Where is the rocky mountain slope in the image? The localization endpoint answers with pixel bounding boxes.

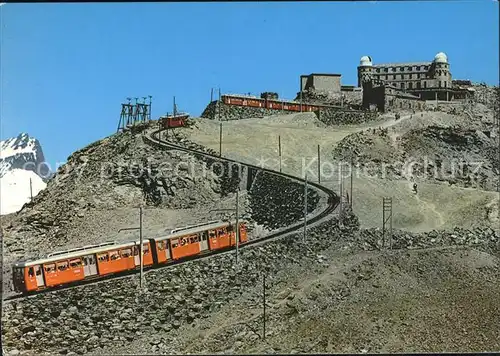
[332,125,498,191]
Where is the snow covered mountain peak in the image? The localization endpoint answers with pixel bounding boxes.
[0,133,48,178]
[1,132,39,160]
[0,133,48,215]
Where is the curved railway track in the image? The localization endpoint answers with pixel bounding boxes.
[4,127,340,302]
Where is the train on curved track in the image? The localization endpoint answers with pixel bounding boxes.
[13,220,249,293]
[11,126,339,297]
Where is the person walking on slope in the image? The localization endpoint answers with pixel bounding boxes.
[413,182,418,194]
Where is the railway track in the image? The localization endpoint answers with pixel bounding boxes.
[3,128,340,303]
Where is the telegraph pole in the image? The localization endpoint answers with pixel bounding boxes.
[278,135,282,173]
[350,155,354,208]
[29,177,33,201]
[211,88,214,103]
[219,122,223,157]
[263,273,266,340]
[339,170,343,225]
[235,188,240,264]
[117,206,145,290]
[139,206,144,289]
[303,174,308,242]
[218,88,221,121]
[317,145,321,184]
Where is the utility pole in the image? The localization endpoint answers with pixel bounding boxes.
[235,188,240,265]
[350,155,354,209]
[278,135,282,173]
[29,177,33,201]
[303,174,308,242]
[218,88,221,121]
[117,206,145,290]
[263,273,266,340]
[211,88,214,103]
[209,187,241,265]
[382,197,393,249]
[219,122,223,157]
[139,206,144,288]
[300,89,303,112]
[339,170,344,225]
[317,145,321,184]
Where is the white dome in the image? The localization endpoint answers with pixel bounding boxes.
[434,52,448,63]
[360,55,372,66]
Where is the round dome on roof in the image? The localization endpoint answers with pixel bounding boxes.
[434,52,448,63]
[360,55,372,66]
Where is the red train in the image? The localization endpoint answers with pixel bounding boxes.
[160,112,190,129]
[222,94,321,113]
[13,219,248,293]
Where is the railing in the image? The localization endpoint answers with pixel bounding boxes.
[170,220,222,234]
[47,241,118,257]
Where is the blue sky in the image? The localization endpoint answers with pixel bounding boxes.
[1,2,498,167]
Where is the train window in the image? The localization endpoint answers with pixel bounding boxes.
[121,248,132,258]
[227,225,234,232]
[28,267,35,277]
[110,251,120,261]
[45,264,56,273]
[70,259,82,268]
[35,267,42,276]
[57,261,69,271]
[157,241,165,251]
[171,239,179,248]
[218,229,226,236]
[180,238,188,246]
[209,231,216,239]
[98,253,110,262]
[144,245,150,254]
[133,246,139,256]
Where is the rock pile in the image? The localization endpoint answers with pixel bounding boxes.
[249,171,320,230]
[318,108,378,125]
[332,125,499,191]
[355,226,499,251]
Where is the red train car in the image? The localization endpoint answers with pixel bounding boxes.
[13,240,153,293]
[152,220,248,263]
[160,113,189,129]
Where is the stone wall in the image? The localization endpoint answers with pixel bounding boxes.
[317,108,378,125]
[363,82,426,112]
[201,101,293,121]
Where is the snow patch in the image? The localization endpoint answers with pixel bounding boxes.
[0,169,46,215]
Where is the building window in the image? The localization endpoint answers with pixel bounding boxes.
[409,82,413,89]
[408,67,412,71]
[444,81,447,88]
[424,81,427,88]
[401,83,405,89]
[417,82,421,89]
[384,68,388,73]
[391,67,396,72]
[400,67,404,72]
[416,66,420,71]
[439,81,441,88]
[376,68,380,73]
